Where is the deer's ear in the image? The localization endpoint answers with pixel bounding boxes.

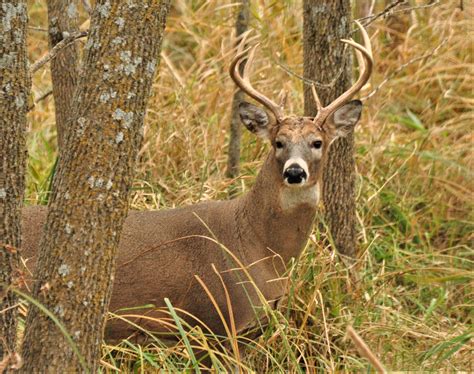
[327,100,363,140]
[239,102,270,139]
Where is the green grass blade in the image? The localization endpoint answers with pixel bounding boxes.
[164,297,201,373]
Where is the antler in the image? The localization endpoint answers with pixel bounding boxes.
[230,45,284,122]
[312,20,373,127]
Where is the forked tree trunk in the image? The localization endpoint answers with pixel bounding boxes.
[46,0,80,153]
[20,1,171,371]
[0,1,30,364]
[226,0,249,179]
[303,0,357,259]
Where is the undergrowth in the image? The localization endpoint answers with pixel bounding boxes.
[23,0,472,372]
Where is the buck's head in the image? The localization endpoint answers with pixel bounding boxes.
[237,100,363,187]
[230,21,372,189]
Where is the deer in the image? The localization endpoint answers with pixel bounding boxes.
[21,21,372,344]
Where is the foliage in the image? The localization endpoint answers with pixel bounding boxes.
[23,0,472,371]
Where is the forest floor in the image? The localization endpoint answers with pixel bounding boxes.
[23,1,472,372]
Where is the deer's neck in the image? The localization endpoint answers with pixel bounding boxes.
[237,152,318,266]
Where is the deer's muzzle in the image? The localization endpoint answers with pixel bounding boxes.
[283,159,308,186]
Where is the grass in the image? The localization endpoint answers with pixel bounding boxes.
[23,0,473,372]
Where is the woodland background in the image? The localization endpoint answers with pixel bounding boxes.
[16,0,473,371]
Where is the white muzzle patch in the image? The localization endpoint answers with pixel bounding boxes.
[283,157,309,186]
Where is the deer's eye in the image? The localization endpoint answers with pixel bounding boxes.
[275,141,284,149]
[312,140,323,149]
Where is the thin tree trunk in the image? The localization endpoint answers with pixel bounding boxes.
[20,1,171,371]
[0,0,30,364]
[46,0,80,153]
[226,0,249,179]
[384,0,411,48]
[355,0,374,20]
[303,0,357,259]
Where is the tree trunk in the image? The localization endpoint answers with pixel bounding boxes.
[226,0,249,179]
[384,0,411,48]
[355,0,373,20]
[46,0,80,153]
[20,1,171,372]
[303,0,357,259]
[0,1,30,365]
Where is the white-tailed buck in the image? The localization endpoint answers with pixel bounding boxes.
[21,22,372,343]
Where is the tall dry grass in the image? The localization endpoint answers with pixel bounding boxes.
[23,0,472,371]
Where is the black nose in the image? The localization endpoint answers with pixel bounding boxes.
[283,164,307,184]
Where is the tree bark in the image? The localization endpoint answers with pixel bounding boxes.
[355,0,373,20]
[46,0,80,154]
[226,0,249,179]
[0,1,30,364]
[384,0,411,48]
[303,0,357,258]
[20,1,171,372]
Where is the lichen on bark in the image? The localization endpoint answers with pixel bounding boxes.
[0,0,30,363]
[46,0,80,153]
[20,1,171,372]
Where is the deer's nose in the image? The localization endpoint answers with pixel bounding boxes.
[283,164,307,185]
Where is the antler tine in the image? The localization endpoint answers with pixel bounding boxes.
[235,29,258,56]
[311,83,323,118]
[277,89,288,108]
[229,44,283,122]
[358,19,372,57]
[314,20,373,126]
[242,44,257,81]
